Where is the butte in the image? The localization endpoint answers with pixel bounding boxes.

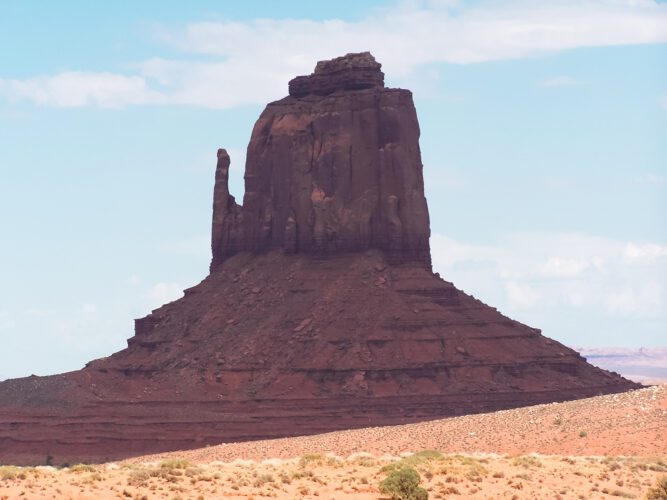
[0,52,638,465]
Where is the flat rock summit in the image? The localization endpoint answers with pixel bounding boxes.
[0,52,638,465]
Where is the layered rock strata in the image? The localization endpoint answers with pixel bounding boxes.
[0,53,638,465]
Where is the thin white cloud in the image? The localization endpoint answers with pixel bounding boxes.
[540,76,578,87]
[0,71,165,109]
[622,242,667,263]
[505,280,540,307]
[160,1,667,67]
[80,304,98,314]
[605,281,663,317]
[430,233,499,268]
[430,232,667,319]
[2,0,666,109]
[541,257,589,277]
[146,282,183,308]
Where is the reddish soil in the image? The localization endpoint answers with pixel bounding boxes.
[1,385,664,499]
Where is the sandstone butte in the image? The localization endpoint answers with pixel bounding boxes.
[0,52,638,466]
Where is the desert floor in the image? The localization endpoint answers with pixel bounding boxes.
[1,384,665,500]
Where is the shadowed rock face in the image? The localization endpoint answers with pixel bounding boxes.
[211,52,430,269]
[0,53,639,466]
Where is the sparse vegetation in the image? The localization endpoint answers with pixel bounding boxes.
[0,466,27,481]
[382,450,443,474]
[299,454,323,467]
[609,489,636,498]
[513,455,544,469]
[1,424,665,500]
[292,469,314,479]
[252,473,274,487]
[159,458,191,470]
[127,468,150,487]
[68,463,96,473]
[404,450,443,466]
[380,467,429,500]
[184,466,205,477]
[646,476,667,499]
[348,452,378,467]
[326,455,343,467]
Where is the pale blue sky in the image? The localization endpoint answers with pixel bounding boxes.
[1,0,666,380]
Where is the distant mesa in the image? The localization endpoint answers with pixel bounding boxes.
[0,52,639,465]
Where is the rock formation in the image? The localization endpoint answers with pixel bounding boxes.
[211,51,430,269]
[0,53,638,466]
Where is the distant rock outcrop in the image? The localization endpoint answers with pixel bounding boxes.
[0,53,639,466]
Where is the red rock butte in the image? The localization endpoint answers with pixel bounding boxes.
[0,52,638,465]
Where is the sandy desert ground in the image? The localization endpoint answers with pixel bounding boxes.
[1,384,665,499]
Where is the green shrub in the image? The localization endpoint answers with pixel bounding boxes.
[379,467,428,500]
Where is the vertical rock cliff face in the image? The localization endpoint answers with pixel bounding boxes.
[0,53,639,466]
[211,52,430,269]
